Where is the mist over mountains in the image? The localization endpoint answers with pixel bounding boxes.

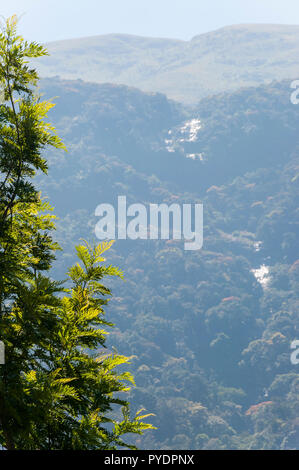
[36,24,299,104]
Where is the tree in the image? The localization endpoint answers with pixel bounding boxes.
[0,16,154,450]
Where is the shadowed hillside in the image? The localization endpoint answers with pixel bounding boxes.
[36,77,299,449]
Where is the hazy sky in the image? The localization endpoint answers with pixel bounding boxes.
[2,0,299,43]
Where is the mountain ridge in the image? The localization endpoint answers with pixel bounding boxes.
[45,23,299,47]
[35,24,299,104]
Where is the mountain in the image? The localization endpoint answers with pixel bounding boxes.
[37,77,299,449]
[36,24,299,104]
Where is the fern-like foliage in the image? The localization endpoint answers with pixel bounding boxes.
[0,17,154,450]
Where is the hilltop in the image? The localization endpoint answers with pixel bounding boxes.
[36,24,299,103]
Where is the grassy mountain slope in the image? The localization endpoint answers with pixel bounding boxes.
[36,24,299,104]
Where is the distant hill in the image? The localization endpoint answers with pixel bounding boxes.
[36,24,299,104]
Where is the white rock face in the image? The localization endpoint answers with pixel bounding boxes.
[252,265,271,288]
[165,119,203,155]
[179,119,202,143]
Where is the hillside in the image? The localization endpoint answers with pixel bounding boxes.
[36,24,299,104]
[36,77,299,449]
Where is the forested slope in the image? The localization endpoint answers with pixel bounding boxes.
[37,78,299,449]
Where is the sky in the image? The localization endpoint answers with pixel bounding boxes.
[1,0,299,43]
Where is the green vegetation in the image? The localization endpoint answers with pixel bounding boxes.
[0,16,153,450]
[36,76,299,449]
[0,14,298,451]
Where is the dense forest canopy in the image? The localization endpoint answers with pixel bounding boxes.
[35,77,299,449]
